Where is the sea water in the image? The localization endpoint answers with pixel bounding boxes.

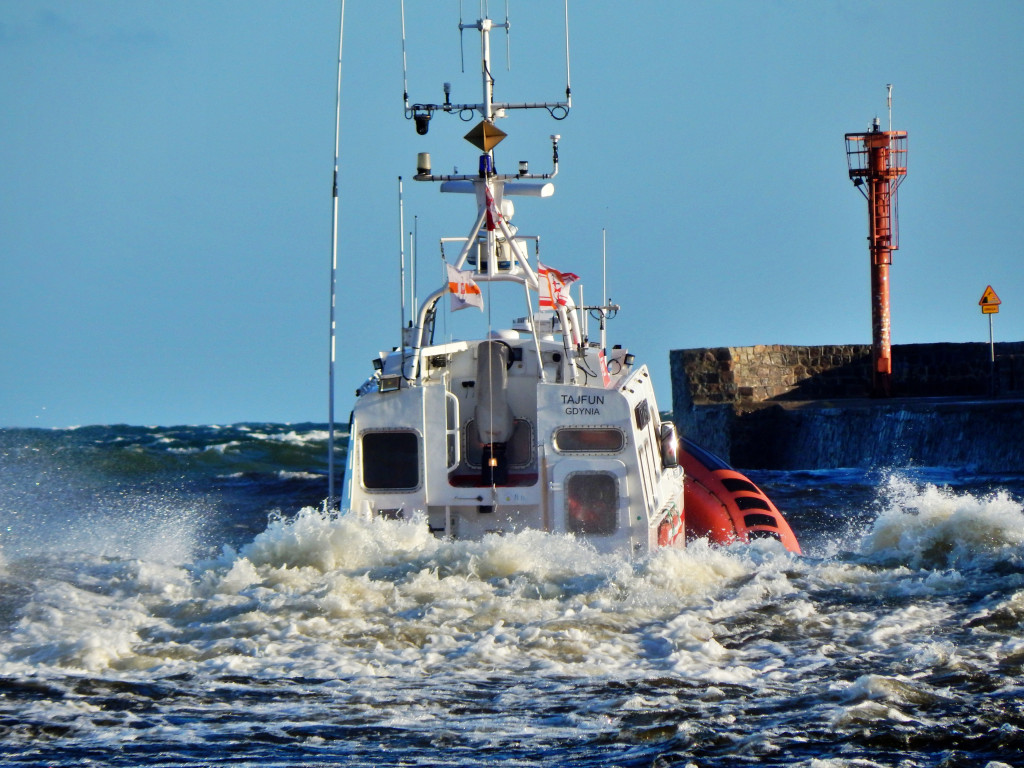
[1,424,1023,767]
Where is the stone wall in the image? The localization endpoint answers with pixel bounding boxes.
[672,345,873,407]
[672,342,1024,411]
[669,341,1024,469]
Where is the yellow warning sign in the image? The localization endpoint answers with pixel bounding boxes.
[979,285,1001,314]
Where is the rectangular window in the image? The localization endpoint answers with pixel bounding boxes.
[566,472,618,536]
[361,431,419,490]
[634,400,650,431]
[554,428,624,453]
[465,419,534,468]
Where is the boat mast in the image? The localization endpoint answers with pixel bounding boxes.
[401,1,574,380]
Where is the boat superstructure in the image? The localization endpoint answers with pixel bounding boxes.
[342,5,686,556]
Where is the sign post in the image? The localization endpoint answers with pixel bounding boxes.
[979,285,1002,394]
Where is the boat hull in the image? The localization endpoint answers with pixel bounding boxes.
[680,438,801,553]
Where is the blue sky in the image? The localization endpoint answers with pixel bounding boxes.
[3,1,1022,428]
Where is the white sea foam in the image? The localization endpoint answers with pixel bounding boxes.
[859,476,1024,570]
[3,575,153,672]
[240,507,441,572]
[0,486,1019,727]
[275,471,322,480]
[1,510,797,682]
[842,673,948,707]
[246,428,336,446]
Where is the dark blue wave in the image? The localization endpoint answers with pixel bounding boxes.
[1,424,344,555]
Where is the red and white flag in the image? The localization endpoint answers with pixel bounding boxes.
[537,262,579,308]
[484,187,503,232]
[599,350,612,388]
[446,263,484,312]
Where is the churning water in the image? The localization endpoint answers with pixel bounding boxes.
[1,425,1023,767]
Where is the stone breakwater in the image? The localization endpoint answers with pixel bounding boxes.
[670,342,1024,470]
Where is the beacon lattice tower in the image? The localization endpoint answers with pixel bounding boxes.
[846,109,908,398]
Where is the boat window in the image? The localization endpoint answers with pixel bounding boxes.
[554,428,624,453]
[565,472,618,536]
[361,431,419,490]
[634,400,650,431]
[465,419,534,468]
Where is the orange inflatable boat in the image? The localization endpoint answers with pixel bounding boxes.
[680,438,801,554]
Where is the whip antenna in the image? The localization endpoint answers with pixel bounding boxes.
[399,177,407,378]
[459,1,465,72]
[412,215,418,312]
[601,228,608,352]
[326,0,346,510]
[602,228,607,305]
[563,0,572,106]
[887,83,893,133]
[400,0,410,110]
[505,0,511,70]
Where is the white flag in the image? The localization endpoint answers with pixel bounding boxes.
[446,263,484,312]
